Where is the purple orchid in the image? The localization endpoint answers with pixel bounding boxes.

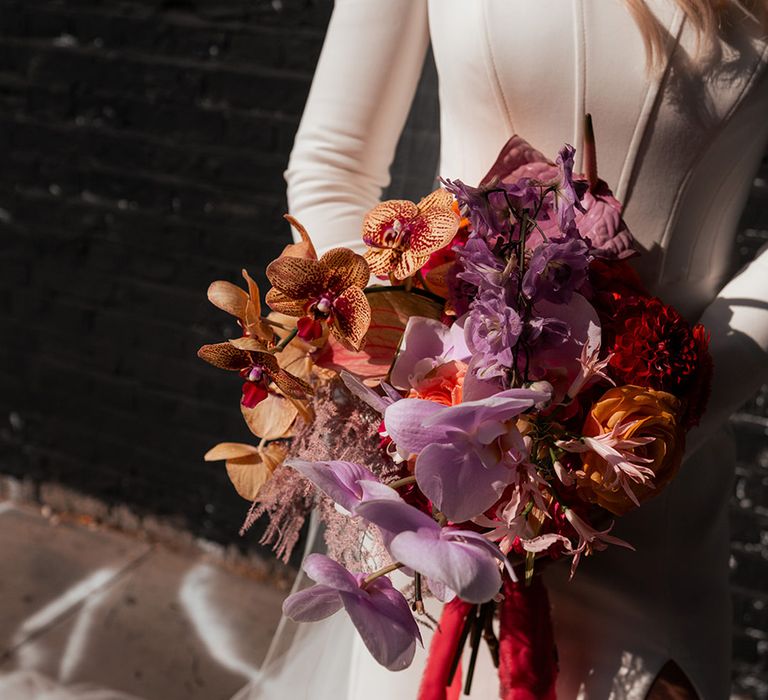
[355,499,514,602]
[522,236,591,304]
[390,316,470,391]
[287,459,398,512]
[383,386,551,522]
[283,553,421,670]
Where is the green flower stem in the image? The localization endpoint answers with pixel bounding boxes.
[387,475,417,490]
[275,327,298,351]
[361,562,405,588]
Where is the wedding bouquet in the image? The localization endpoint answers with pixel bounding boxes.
[198,119,712,698]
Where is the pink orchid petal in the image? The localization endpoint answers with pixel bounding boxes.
[415,443,513,522]
[389,531,502,604]
[340,370,393,415]
[390,317,453,390]
[442,529,517,582]
[357,480,401,503]
[364,576,423,646]
[282,584,343,622]
[302,553,360,594]
[287,460,382,512]
[355,498,439,538]
[340,583,419,671]
[424,387,549,436]
[384,398,449,455]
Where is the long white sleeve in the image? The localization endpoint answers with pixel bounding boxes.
[687,242,768,453]
[284,0,430,254]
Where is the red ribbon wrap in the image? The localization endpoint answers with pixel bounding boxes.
[419,577,558,699]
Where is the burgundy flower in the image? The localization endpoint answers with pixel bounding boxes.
[607,296,712,425]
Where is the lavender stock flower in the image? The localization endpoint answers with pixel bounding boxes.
[552,144,585,235]
[456,236,505,287]
[283,553,421,670]
[522,237,591,304]
[464,293,523,379]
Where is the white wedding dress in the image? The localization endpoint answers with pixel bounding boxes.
[239,1,768,698]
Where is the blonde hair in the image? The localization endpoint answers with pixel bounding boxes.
[625,0,768,66]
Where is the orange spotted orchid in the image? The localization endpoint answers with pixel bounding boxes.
[207,269,276,346]
[362,188,460,281]
[197,338,312,408]
[265,222,371,350]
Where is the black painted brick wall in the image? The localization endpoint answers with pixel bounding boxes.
[0,0,438,540]
[0,0,765,695]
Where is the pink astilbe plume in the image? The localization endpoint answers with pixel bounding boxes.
[241,375,402,563]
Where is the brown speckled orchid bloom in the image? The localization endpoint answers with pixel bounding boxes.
[197,338,312,408]
[207,269,275,346]
[362,188,460,281]
[265,247,371,350]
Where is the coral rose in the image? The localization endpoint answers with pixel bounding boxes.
[408,361,466,406]
[577,385,686,516]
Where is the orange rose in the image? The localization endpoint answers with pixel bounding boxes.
[408,361,466,406]
[576,385,685,516]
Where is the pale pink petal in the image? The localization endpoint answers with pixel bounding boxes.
[355,498,439,538]
[282,585,343,622]
[389,531,502,604]
[302,553,360,594]
[287,460,382,512]
[340,597,417,671]
[425,387,550,437]
[384,399,449,455]
[415,443,513,522]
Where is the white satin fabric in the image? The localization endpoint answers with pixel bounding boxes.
[244,1,768,698]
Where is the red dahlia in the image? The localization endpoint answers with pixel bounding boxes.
[608,296,712,428]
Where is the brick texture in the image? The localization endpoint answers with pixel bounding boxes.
[0,0,438,541]
[0,0,765,695]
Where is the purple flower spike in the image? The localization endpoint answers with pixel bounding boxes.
[356,499,510,603]
[283,554,421,670]
[287,460,398,512]
[552,144,585,235]
[464,293,523,378]
[522,237,591,304]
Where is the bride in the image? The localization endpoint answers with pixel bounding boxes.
[3,2,764,700]
[240,1,768,699]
